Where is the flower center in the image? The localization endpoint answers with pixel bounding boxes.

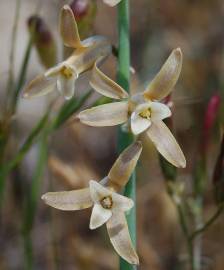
[100,196,113,209]
[139,108,151,120]
[60,66,74,79]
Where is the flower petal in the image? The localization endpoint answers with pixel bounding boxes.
[60,5,85,48]
[89,180,111,203]
[57,74,77,100]
[147,121,186,168]
[90,203,112,230]
[131,111,151,135]
[66,36,112,75]
[22,75,56,99]
[90,58,129,99]
[41,188,93,211]
[143,48,183,101]
[112,193,134,212]
[150,102,171,122]
[103,0,122,7]
[107,141,142,191]
[106,212,139,265]
[78,101,128,127]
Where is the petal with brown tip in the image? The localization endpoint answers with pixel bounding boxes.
[143,48,182,101]
[107,141,142,191]
[41,188,92,211]
[147,121,186,168]
[60,5,85,48]
[90,58,129,100]
[106,212,139,265]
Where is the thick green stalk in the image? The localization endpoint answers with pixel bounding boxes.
[117,1,136,270]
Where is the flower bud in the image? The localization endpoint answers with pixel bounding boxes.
[27,16,57,68]
[70,0,89,20]
[201,94,221,153]
[69,0,96,39]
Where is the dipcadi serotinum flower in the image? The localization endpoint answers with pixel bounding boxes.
[22,5,111,100]
[103,0,122,6]
[42,142,142,265]
[78,48,186,168]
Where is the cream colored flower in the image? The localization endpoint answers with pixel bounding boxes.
[42,142,142,265]
[23,5,111,100]
[103,0,122,6]
[79,48,186,168]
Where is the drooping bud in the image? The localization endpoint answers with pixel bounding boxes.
[27,16,57,68]
[201,93,221,154]
[70,0,89,20]
[213,133,224,204]
[69,0,97,39]
[193,94,221,196]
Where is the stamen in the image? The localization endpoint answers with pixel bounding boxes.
[60,66,74,79]
[139,108,151,119]
[100,196,113,209]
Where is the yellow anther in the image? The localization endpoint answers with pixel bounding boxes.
[139,108,151,119]
[60,66,74,79]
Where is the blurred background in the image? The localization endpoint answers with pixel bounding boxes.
[0,0,224,269]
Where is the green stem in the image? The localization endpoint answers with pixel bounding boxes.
[193,198,203,270]
[0,113,49,206]
[11,36,33,113]
[176,203,194,270]
[190,203,224,241]
[22,132,48,269]
[0,91,92,200]
[6,0,21,99]
[117,1,136,270]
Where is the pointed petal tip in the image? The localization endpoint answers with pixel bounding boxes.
[143,48,183,101]
[179,158,186,168]
[62,4,71,11]
[89,223,97,230]
[123,246,139,265]
[173,47,182,59]
[41,194,46,201]
[131,255,140,265]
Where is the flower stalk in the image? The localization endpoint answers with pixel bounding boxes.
[117,1,136,269]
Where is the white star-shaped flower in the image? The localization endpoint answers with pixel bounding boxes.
[23,5,111,100]
[78,48,186,168]
[42,142,142,265]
